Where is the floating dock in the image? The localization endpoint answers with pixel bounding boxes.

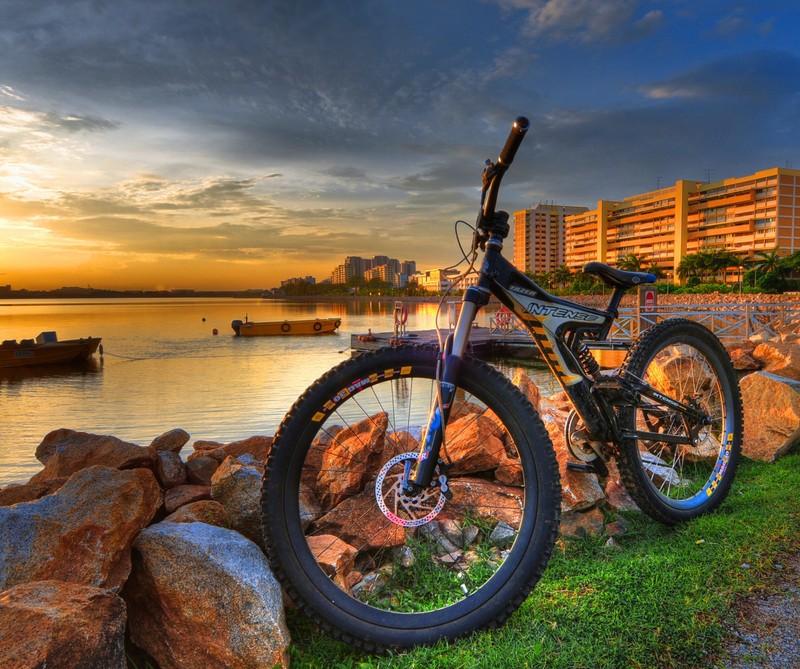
[350,327,539,356]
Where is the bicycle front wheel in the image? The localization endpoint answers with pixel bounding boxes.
[616,318,742,524]
[262,346,561,650]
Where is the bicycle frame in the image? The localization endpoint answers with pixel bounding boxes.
[407,118,708,493]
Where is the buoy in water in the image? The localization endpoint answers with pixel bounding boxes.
[212,328,218,335]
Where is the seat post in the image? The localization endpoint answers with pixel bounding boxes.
[606,287,626,318]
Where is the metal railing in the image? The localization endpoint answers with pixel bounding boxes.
[616,302,800,340]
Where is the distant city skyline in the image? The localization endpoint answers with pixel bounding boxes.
[2,2,800,290]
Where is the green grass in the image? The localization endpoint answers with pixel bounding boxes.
[284,453,800,669]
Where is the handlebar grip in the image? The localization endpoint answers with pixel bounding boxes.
[497,116,530,167]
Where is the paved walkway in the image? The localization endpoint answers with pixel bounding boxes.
[719,550,799,668]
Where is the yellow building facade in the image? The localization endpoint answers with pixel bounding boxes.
[513,204,588,275]
[564,167,800,283]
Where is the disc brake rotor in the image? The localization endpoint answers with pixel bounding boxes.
[375,452,447,527]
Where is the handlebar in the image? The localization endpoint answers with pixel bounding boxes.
[480,116,530,223]
[498,116,530,167]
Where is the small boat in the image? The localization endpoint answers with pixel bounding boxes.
[0,332,102,368]
[231,316,341,336]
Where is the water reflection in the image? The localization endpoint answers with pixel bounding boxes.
[0,298,552,485]
[0,358,103,383]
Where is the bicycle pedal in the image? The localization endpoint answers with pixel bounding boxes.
[566,461,597,474]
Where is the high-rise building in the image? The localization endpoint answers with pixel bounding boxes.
[400,260,417,276]
[330,256,371,284]
[564,167,800,283]
[330,255,416,286]
[513,204,589,275]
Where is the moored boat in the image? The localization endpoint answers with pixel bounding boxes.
[231,317,341,336]
[0,332,102,368]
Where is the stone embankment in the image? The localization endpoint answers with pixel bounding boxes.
[1,318,799,667]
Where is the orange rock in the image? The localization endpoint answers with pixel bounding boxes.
[163,500,230,528]
[729,347,762,371]
[164,484,211,514]
[125,522,290,668]
[155,450,187,489]
[184,456,219,485]
[741,371,800,462]
[602,460,639,512]
[752,341,800,381]
[0,478,67,507]
[31,429,154,484]
[0,580,126,668]
[316,412,388,508]
[445,414,519,480]
[560,507,605,537]
[511,368,542,412]
[0,466,161,592]
[148,428,190,454]
[190,435,273,464]
[443,477,525,529]
[210,457,265,547]
[316,487,406,552]
[307,534,357,577]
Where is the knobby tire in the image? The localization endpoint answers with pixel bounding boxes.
[616,318,743,524]
[261,346,561,650]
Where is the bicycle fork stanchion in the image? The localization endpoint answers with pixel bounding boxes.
[406,297,479,494]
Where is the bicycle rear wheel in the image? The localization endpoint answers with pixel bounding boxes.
[616,319,742,524]
[262,346,560,650]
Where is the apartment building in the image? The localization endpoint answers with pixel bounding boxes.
[564,167,800,283]
[513,204,589,274]
[330,255,417,287]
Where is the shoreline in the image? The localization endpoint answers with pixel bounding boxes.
[2,290,797,309]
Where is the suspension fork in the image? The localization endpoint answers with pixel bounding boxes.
[405,289,484,494]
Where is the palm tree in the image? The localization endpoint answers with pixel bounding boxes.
[753,247,783,275]
[707,249,740,282]
[551,264,573,289]
[676,254,700,281]
[617,253,648,272]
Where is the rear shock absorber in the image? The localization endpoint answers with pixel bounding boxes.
[576,342,601,380]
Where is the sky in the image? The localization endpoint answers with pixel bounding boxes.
[1,1,800,291]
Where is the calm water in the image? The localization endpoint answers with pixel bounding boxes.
[0,298,557,486]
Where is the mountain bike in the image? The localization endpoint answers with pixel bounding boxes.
[261,117,743,650]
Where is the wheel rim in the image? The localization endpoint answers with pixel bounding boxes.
[290,370,531,616]
[633,340,733,509]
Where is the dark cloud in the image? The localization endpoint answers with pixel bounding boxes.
[639,50,800,104]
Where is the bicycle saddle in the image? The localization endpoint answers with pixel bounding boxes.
[583,261,656,289]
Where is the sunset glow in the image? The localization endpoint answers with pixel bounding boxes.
[1,2,799,290]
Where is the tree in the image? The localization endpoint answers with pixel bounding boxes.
[747,247,787,291]
[707,249,740,282]
[646,264,666,280]
[676,249,742,283]
[617,253,647,272]
[551,264,573,289]
[753,247,783,275]
[676,254,699,281]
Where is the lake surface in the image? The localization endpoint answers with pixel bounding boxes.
[0,297,558,486]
